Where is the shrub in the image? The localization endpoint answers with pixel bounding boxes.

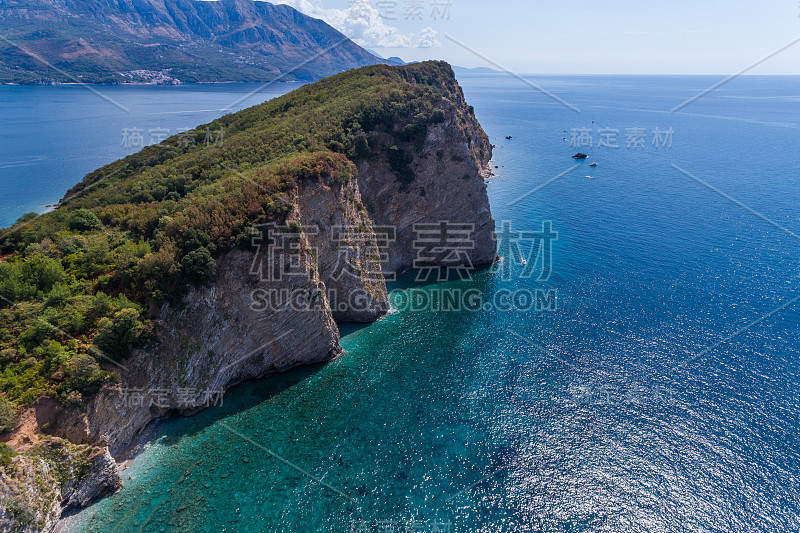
[347,133,369,161]
[68,209,102,232]
[0,395,18,433]
[15,212,39,224]
[18,321,58,351]
[139,240,179,288]
[93,308,142,361]
[386,145,414,185]
[0,442,16,469]
[179,228,211,254]
[180,247,216,283]
[62,354,105,395]
[20,254,65,294]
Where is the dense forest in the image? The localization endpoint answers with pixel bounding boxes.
[0,61,483,431]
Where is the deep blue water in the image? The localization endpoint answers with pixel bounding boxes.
[6,75,800,532]
[0,82,299,228]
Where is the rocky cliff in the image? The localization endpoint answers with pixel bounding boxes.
[0,61,494,532]
[0,439,120,532]
[43,77,494,455]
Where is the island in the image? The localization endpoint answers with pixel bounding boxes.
[0,61,495,532]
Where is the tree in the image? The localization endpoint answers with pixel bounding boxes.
[179,228,211,254]
[93,308,142,360]
[15,212,39,224]
[181,246,216,283]
[68,209,102,232]
[63,354,105,395]
[0,395,18,433]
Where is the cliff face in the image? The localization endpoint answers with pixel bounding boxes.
[80,249,343,449]
[0,440,120,533]
[356,102,495,274]
[42,98,494,456]
[0,62,494,532]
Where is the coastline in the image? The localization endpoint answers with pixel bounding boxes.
[53,427,163,533]
[0,80,306,87]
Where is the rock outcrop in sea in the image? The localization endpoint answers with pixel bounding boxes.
[0,62,495,531]
[51,68,494,454]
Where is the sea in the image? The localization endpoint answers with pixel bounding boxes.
[2,74,799,532]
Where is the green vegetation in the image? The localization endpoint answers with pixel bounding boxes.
[0,394,18,432]
[68,209,103,232]
[0,442,16,469]
[0,61,477,417]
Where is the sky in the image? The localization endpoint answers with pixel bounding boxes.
[276,0,800,75]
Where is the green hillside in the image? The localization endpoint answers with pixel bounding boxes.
[0,61,483,424]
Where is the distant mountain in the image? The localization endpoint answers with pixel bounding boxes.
[363,50,403,66]
[0,0,383,83]
[453,65,501,75]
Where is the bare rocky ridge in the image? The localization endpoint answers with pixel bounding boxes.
[294,162,389,323]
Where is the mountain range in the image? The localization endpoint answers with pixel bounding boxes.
[0,0,383,83]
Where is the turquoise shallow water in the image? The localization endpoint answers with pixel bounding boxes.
[8,75,800,532]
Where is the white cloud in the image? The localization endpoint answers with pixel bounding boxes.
[416,26,439,48]
[276,0,438,49]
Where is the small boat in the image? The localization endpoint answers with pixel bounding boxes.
[572,153,588,159]
[585,175,594,179]
[589,162,597,167]
[505,136,513,139]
